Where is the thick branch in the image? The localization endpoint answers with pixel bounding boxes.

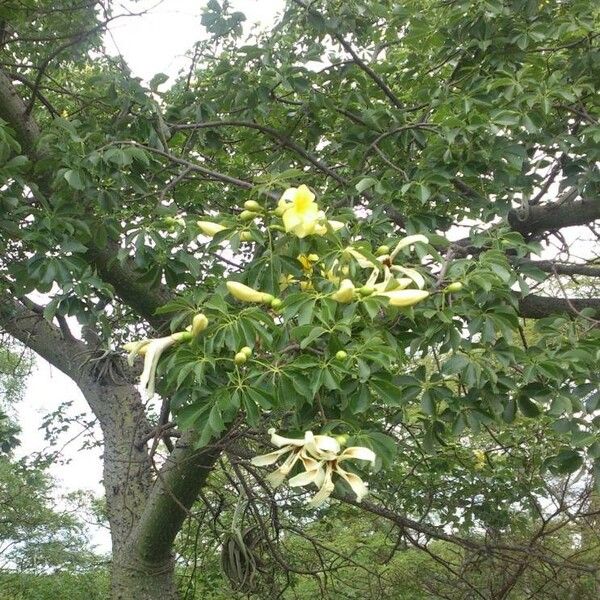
[0,69,41,156]
[127,429,223,563]
[0,295,87,380]
[519,260,600,278]
[518,294,600,319]
[85,241,174,329]
[508,194,600,236]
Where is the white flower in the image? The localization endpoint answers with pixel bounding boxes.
[251,429,376,507]
[124,331,190,397]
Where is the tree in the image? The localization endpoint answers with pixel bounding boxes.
[0,0,599,598]
[0,341,101,596]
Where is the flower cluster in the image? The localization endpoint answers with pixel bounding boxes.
[251,429,376,507]
[327,234,431,308]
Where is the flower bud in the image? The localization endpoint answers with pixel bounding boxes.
[445,282,463,293]
[240,231,253,242]
[375,245,390,256]
[240,346,253,358]
[335,350,348,361]
[358,286,374,296]
[240,210,259,222]
[244,200,263,212]
[270,298,283,310]
[227,281,274,304]
[378,289,429,307]
[234,352,247,365]
[197,221,227,237]
[191,313,209,337]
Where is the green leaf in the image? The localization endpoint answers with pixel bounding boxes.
[63,169,85,190]
[517,395,541,418]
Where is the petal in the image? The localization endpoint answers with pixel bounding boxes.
[140,336,177,397]
[313,435,341,454]
[392,266,426,290]
[293,220,317,238]
[294,184,315,206]
[390,234,428,259]
[279,448,302,475]
[280,187,298,202]
[282,208,303,233]
[348,248,375,268]
[299,449,321,472]
[335,465,369,502]
[307,463,335,507]
[123,340,150,366]
[338,447,376,464]
[313,223,328,236]
[266,468,287,489]
[269,430,305,448]
[304,431,340,460]
[288,467,323,488]
[250,447,291,467]
[390,277,413,290]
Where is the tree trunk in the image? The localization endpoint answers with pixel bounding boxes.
[111,556,178,600]
[78,382,181,600]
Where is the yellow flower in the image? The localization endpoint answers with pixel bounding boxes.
[197,220,228,237]
[279,185,321,238]
[297,253,319,272]
[226,281,274,304]
[330,279,356,303]
[279,273,297,291]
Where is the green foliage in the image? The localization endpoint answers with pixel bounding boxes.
[1,0,600,596]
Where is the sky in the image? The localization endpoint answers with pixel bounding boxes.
[17,0,284,554]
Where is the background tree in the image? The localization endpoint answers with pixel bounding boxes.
[0,1,599,598]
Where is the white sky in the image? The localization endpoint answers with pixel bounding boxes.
[17,0,284,554]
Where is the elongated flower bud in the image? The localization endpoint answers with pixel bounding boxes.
[378,289,429,307]
[197,221,227,237]
[226,281,274,304]
[331,279,356,303]
[191,313,209,337]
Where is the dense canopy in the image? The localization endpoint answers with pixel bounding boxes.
[0,1,599,598]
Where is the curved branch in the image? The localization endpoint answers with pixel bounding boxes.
[127,429,224,563]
